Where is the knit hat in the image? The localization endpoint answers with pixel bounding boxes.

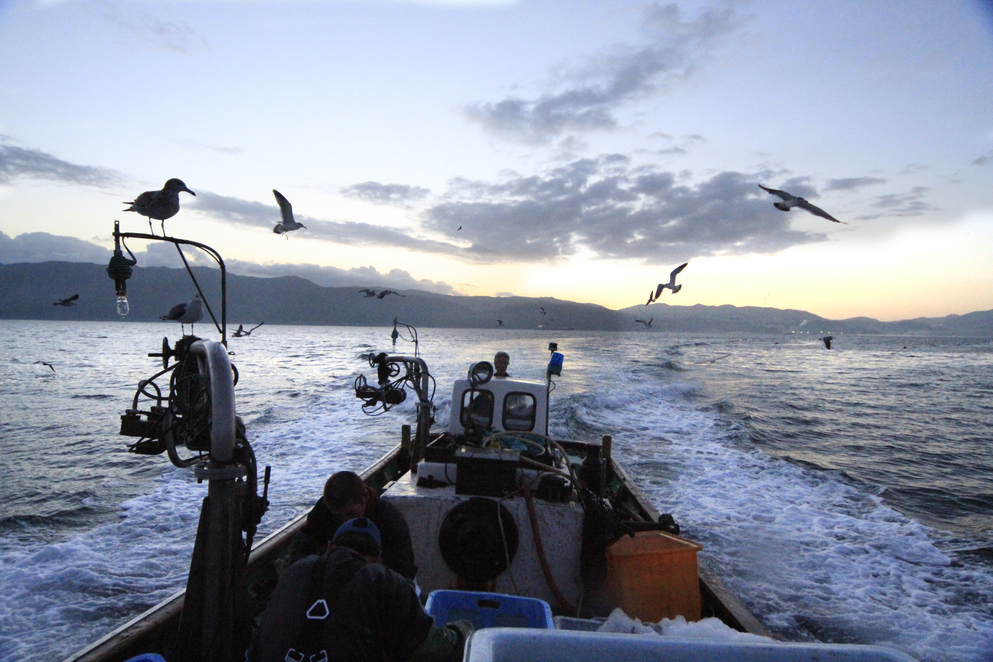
[332,517,381,548]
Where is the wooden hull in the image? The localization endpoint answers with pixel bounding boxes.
[63,441,767,662]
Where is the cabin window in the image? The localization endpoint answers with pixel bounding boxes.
[503,392,536,431]
[460,390,494,430]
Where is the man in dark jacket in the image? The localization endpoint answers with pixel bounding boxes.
[289,471,417,580]
[247,518,470,662]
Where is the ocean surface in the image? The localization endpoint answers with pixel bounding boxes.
[1,320,991,662]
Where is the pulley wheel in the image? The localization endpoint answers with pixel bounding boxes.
[439,497,519,583]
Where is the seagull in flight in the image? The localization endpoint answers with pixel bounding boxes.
[377,290,404,299]
[233,322,264,337]
[358,289,377,298]
[821,335,834,350]
[124,179,196,235]
[759,184,846,224]
[160,294,204,335]
[34,361,56,373]
[272,189,306,237]
[635,317,653,328]
[653,262,689,297]
[53,294,79,307]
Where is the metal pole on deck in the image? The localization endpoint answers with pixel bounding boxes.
[175,341,248,662]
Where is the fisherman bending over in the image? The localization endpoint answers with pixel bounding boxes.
[289,471,417,580]
[247,518,472,662]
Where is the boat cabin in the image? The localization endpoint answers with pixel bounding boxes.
[447,376,549,437]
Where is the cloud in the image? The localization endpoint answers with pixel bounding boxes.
[424,156,829,264]
[339,181,431,207]
[0,140,124,188]
[824,177,887,191]
[973,151,993,166]
[0,231,112,264]
[858,186,936,219]
[222,260,457,294]
[464,2,744,144]
[190,190,467,257]
[170,137,243,155]
[92,3,208,54]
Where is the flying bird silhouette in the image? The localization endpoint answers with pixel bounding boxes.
[457,225,462,231]
[160,294,204,335]
[124,178,196,235]
[377,290,404,299]
[821,335,834,350]
[53,294,79,307]
[34,361,56,373]
[272,189,306,237]
[653,262,689,297]
[759,184,845,224]
[358,289,377,298]
[635,317,653,328]
[233,322,264,337]
[496,320,504,327]
[539,307,546,315]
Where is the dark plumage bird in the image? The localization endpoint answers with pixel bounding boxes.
[358,289,377,298]
[272,189,306,237]
[160,294,204,335]
[821,335,834,350]
[496,320,504,327]
[377,290,404,299]
[233,322,264,337]
[34,361,56,373]
[653,262,689,297]
[457,225,462,231]
[636,317,653,328]
[124,178,196,235]
[759,184,845,224]
[53,294,79,307]
[539,307,546,315]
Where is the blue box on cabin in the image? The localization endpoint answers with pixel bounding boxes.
[425,590,554,630]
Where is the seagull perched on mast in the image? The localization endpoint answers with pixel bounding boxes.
[272,189,306,237]
[759,184,845,224]
[124,179,196,235]
[160,294,203,335]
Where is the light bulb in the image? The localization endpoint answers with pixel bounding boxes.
[116,294,130,318]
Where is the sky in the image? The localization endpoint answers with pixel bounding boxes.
[1,0,992,322]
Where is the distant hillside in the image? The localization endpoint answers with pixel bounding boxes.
[1,261,991,336]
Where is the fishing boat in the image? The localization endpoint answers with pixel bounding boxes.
[64,226,915,662]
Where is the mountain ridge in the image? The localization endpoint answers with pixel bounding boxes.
[1,261,990,336]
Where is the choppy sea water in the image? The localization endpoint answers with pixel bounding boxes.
[0,320,991,662]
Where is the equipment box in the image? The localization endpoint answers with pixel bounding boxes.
[605,531,703,622]
[464,629,919,662]
[454,446,519,497]
[425,590,553,630]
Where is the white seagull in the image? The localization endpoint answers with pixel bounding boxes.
[160,294,204,335]
[759,184,846,224]
[272,189,306,237]
[654,262,689,297]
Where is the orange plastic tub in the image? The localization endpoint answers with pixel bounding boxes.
[604,531,703,623]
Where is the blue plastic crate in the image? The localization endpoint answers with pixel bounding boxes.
[425,590,554,630]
